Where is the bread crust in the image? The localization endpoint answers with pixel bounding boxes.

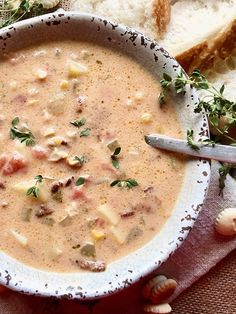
[153,0,171,35]
[176,19,236,74]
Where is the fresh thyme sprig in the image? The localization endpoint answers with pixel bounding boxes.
[159,69,236,194]
[111,146,121,169]
[187,129,216,151]
[110,178,138,189]
[70,118,86,128]
[10,117,36,146]
[0,0,45,29]
[160,69,236,145]
[26,175,43,198]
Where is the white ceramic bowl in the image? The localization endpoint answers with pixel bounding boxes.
[0,11,210,299]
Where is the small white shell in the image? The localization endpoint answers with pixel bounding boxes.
[41,0,60,9]
[143,303,172,314]
[142,275,167,299]
[215,208,236,236]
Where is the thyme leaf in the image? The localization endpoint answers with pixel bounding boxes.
[159,69,236,194]
[80,128,91,137]
[10,117,35,146]
[76,177,85,186]
[0,0,45,29]
[26,175,43,198]
[70,118,86,128]
[111,146,121,169]
[110,178,138,189]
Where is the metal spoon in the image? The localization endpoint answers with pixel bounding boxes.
[145,134,236,163]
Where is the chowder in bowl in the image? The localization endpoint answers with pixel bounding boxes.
[0,12,210,298]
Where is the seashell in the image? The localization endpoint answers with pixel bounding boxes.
[41,0,60,10]
[150,278,178,304]
[142,275,167,299]
[143,303,172,313]
[215,208,236,236]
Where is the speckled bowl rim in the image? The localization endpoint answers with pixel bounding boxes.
[0,11,210,299]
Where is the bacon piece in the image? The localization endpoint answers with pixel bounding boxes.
[0,154,7,169]
[13,94,27,104]
[76,259,106,272]
[2,153,26,175]
[72,186,90,201]
[31,145,49,159]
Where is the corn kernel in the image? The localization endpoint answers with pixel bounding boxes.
[36,69,47,80]
[141,113,152,123]
[68,60,89,78]
[91,229,105,241]
[60,79,69,90]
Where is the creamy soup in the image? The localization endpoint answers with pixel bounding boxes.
[0,41,185,272]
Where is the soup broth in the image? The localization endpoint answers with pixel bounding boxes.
[0,41,185,272]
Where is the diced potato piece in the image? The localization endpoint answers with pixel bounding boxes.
[66,130,77,139]
[66,156,82,167]
[68,60,89,78]
[14,141,31,158]
[110,226,126,244]
[97,204,119,225]
[42,109,52,121]
[91,229,105,241]
[107,139,120,152]
[43,127,56,137]
[134,91,144,101]
[47,93,66,115]
[36,69,47,80]
[126,99,133,106]
[9,80,18,91]
[140,113,152,124]
[28,87,39,96]
[59,215,72,227]
[48,148,68,162]
[48,246,63,260]
[80,50,90,60]
[10,229,28,247]
[47,136,67,147]
[13,180,49,202]
[60,79,69,90]
[28,99,39,106]
[65,202,78,217]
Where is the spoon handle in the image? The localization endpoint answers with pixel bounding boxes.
[145,134,236,164]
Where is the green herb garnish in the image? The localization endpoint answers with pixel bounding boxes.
[110,178,138,189]
[187,129,200,151]
[159,69,236,193]
[0,0,45,29]
[70,118,86,128]
[111,146,121,169]
[80,128,91,137]
[10,117,35,146]
[26,175,43,198]
[160,70,236,145]
[76,177,85,186]
[219,163,236,196]
[74,155,87,166]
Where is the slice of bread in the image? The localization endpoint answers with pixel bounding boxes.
[72,0,236,74]
[71,0,171,39]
